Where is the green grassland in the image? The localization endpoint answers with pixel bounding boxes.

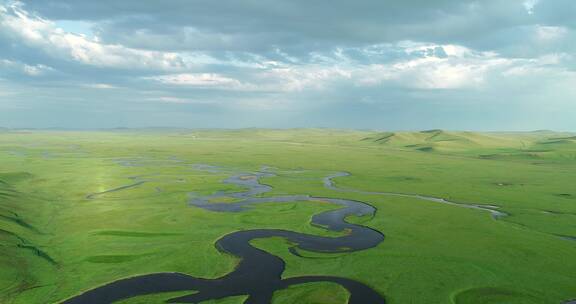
[0,129,575,304]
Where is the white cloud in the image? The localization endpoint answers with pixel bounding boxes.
[2,1,573,98]
[257,44,512,91]
[259,66,352,92]
[148,73,251,89]
[147,66,353,93]
[144,42,548,92]
[2,0,575,123]
[0,1,215,71]
[523,0,539,15]
[535,25,568,42]
[502,54,574,77]
[146,96,212,104]
[0,59,54,76]
[83,83,117,89]
[155,96,190,104]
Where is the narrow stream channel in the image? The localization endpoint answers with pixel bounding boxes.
[62,165,386,304]
[56,162,575,303]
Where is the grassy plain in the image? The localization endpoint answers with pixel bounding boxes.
[0,129,575,303]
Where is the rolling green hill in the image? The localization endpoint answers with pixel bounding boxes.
[360,129,576,160]
[0,129,575,304]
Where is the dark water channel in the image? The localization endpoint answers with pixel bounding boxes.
[62,165,386,304]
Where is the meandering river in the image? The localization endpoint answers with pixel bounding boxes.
[63,161,520,304]
[62,165,386,304]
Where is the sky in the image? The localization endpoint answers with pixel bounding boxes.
[0,0,575,130]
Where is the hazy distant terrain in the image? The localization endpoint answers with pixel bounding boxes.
[1,129,575,303]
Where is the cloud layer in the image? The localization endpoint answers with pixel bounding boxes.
[0,0,575,130]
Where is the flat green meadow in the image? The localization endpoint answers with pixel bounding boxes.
[1,129,575,304]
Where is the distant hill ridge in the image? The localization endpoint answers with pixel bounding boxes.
[360,129,576,156]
